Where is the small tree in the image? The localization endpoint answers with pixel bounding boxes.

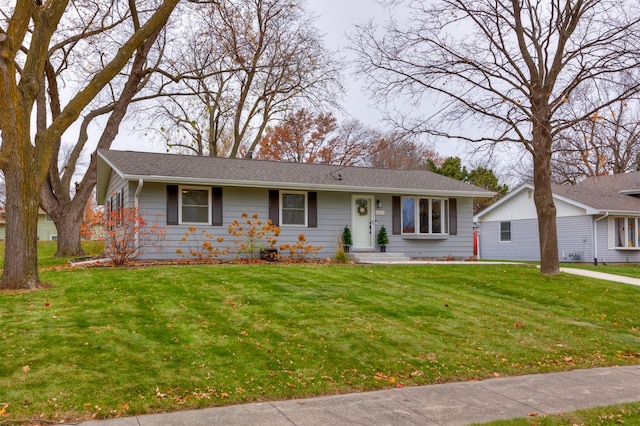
[377,225,389,252]
[102,208,166,266]
[342,225,353,252]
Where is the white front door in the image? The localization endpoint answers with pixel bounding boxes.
[352,195,374,250]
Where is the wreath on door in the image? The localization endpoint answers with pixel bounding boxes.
[357,205,368,216]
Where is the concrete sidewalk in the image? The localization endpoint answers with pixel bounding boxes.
[84,366,640,426]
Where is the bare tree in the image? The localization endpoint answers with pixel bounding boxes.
[365,132,439,170]
[0,0,180,289]
[148,0,343,158]
[353,0,640,275]
[37,1,172,258]
[552,82,640,184]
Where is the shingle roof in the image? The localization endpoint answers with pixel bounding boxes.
[552,172,640,213]
[97,150,494,198]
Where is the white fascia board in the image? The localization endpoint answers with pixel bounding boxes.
[96,153,126,205]
[121,174,495,198]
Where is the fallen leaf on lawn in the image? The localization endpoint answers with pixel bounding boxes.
[527,412,539,417]
[22,365,30,373]
[493,372,501,378]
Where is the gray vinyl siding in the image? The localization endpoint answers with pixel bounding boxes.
[478,216,594,262]
[127,183,475,260]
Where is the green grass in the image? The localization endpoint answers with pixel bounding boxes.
[476,401,640,425]
[0,255,639,423]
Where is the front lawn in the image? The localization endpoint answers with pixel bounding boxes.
[0,263,638,423]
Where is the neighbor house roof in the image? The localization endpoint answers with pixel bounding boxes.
[475,172,640,221]
[97,150,495,204]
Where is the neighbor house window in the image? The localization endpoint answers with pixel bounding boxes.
[500,221,511,242]
[179,186,211,224]
[401,197,449,235]
[614,217,640,248]
[280,191,307,226]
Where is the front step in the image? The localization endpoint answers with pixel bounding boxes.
[349,252,411,263]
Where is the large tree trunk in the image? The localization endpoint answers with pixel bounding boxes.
[51,206,84,257]
[0,164,41,290]
[532,128,560,276]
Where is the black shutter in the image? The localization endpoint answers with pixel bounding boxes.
[212,187,223,226]
[268,190,279,226]
[449,198,457,235]
[392,196,401,235]
[308,192,317,228]
[167,185,178,225]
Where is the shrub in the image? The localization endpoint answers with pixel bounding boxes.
[279,234,322,261]
[102,208,166,266]
[228,213,280,259]
[177,227,227,260]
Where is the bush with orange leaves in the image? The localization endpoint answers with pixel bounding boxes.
[279,233,322,261]
[102,208,166,265]
[177,227,228,260]
[227,213,280,259]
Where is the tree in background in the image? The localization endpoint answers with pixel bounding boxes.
[150,0,342,158]
[365,131,439,170]
[428,157,508,214]
[257,109,440,168]
[256,109,340,163]
[354,0,640,275]
[551,84,640,184]
[0,0,180,289]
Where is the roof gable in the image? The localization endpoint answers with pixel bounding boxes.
[97,150,495,201]
[475,172,640,222]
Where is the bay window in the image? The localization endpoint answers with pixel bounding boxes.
[401,197,449,235]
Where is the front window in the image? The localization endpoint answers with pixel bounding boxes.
[500,221,511,242]
[180,187,210,224]
[615,217,640,248]
[281,192,306,226]
[402,197,448,235]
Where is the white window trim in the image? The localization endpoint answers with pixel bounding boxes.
[612,216,640,250]
[280,190,308,227]
[178,186,211,225]
[401,196,449,236]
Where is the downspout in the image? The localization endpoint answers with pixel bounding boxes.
[593,212,608,265]
[134,179,144,256]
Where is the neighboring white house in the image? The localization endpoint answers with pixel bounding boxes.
[474,172,640,263]
[96,149,494,261]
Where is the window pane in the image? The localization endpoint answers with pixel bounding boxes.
[629,218,635,247]
[283,210,305,225]
[615,218,624,247]
[402,198,415,233]
[183,206,209,223]
[283,193,305,209]
[432,199,442,233]
[282,193,306,225]
[183,189,208,206]
[419,199,429,233]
